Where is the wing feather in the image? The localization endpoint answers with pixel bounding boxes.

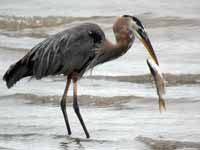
[22,23,105,79]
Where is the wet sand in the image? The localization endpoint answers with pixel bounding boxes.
[137,136,200,150]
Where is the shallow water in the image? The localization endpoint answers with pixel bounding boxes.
[0,0,200,150]
[0,93,200,150]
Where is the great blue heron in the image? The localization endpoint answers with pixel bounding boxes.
[3,15,159,138]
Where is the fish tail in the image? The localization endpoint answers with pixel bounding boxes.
[159,97,166,112]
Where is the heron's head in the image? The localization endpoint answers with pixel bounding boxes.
[113,15,159,65]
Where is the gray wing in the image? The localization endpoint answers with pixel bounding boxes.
[21,23,105,79]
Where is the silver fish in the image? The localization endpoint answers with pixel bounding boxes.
[147,58,166,112]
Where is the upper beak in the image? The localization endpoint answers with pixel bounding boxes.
[137,29,159,65]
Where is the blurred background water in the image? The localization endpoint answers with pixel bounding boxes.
[0,0,200,150]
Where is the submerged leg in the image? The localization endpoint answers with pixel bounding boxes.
[72,77,90,138]
[60,75,72,135]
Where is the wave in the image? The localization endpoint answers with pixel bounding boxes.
[143,16,200,29]
[0,70,199,86]
[0,30,49,39]
[0,15,200,31]
[0,93,141,107]
[83,73,200,85]
[0,133,42,138]
[21,73,200,86]
[136,136,200,150]
[0,15,113,31]
[0,46,29,52]
[1,92,199,111]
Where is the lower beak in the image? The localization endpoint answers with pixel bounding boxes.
[139,31,159,65]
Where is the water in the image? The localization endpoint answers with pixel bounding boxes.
[0,0,200,150]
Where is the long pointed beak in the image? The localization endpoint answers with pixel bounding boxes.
[137,29,159,65]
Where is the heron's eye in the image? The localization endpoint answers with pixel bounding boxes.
[123,15,130,18]
[130,16,144,29]
[88,31,102,44]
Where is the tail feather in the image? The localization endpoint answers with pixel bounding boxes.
[3,60,32,88]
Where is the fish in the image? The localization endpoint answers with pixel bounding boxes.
[146,58,166,112]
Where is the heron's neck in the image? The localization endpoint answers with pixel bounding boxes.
[93,33,134,67]
[104,34,134,58]
[115,38,133,53]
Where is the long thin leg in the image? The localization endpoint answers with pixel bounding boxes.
[72,77,90,138]
[60,75,72,135]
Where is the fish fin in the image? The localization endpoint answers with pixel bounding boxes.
[90,68,93,76]
[159,97,166,113]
